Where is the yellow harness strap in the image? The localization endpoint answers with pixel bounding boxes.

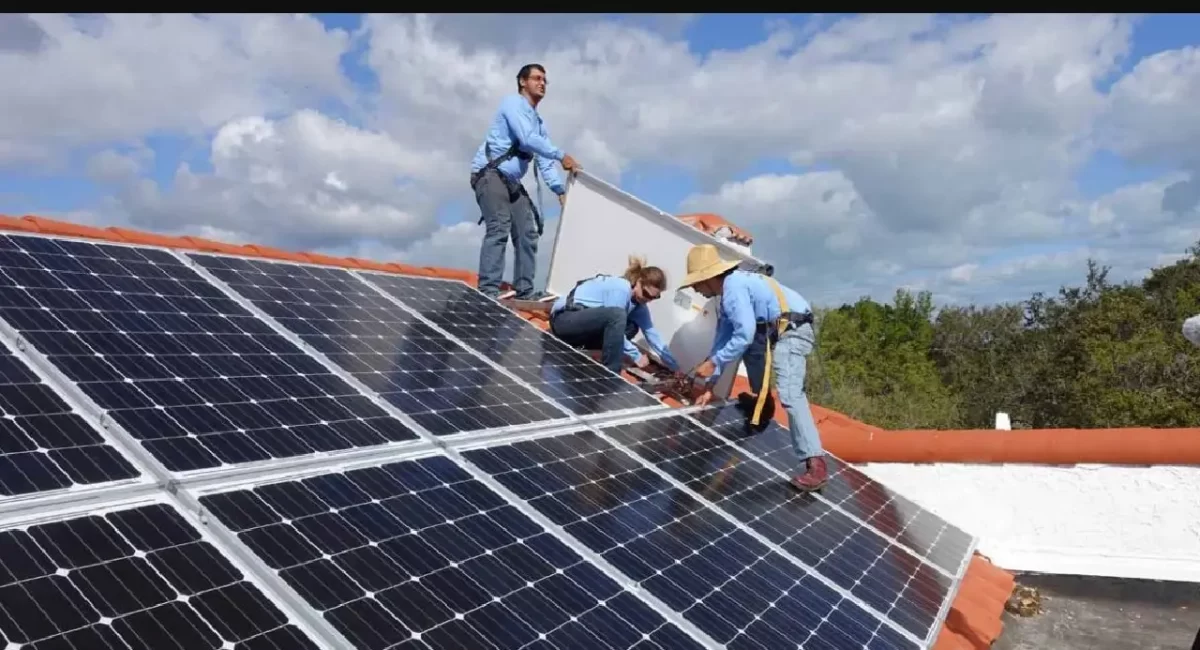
[751,277,791,426]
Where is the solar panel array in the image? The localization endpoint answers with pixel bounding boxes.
[0,231,976,650]
[687,405,975,578]
[190,255,569,437]
[362,273,667,417]
[600,413,956,641]
[0,337,139,495]
[0,235,418,473]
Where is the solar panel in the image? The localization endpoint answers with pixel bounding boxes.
[0,338,141,496]
[0,501,322,649]
[188,254,568,437]
[0,234,418,473]
[690,404,975,577]
[200,454,704,650]
[359,273,666,417]
[462,430,921,650]
[602,414,959,642]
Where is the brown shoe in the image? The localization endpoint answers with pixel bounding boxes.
[790,456,829,493]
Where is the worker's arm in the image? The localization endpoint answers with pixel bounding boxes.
[535,151,566,196]
[499,96,564,163]
[627,304,680,371]
[709,282,755,376]
[707,313,729,368]
[603,283,642,363]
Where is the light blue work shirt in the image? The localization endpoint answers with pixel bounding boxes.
[470,94,566,196]
[550,275,680,370]
[709,270,812,373]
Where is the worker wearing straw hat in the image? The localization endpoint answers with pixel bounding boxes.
[681,243,828,492]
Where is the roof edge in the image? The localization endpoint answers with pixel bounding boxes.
[0,214,480,285]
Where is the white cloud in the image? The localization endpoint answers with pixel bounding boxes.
[85,147,151,184]
[4,12,1200,309]
[109,111,438,251]
[1103,46,1200,215]
[0,13,351,165]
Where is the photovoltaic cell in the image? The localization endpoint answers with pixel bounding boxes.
[690,404,974,577]
[361,273,665,416]
[603,414,956,641]
[0,235,417,473]
[0,340,140,496]
[189,255,567,436]
[0,502,321,649]
[463,431,920,650]
[200,455,702,650]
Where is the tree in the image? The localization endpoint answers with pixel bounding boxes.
[810,289,959,429]
[808,242,1200,431]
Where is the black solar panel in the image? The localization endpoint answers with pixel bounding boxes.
[690,404,975,577]
[189,255,568,437]
[603,414,957,641]
[0,340,140,496]
[360,273,666,416]
[463,431,921,650]
[0,235,418,473]
[0,502,321,649]
[200,454,703,650]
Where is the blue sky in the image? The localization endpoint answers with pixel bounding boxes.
[2,13,1198,306]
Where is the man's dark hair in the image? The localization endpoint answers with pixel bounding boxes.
[517,63,546,92]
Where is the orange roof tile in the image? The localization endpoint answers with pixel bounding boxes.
[0,211,1013,648]
[677,212,755,246]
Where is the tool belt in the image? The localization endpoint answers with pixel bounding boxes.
[557,274,608,314]
[756,310,814,343]
[471,143,543,236]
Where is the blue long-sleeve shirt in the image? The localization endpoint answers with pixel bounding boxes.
[470,94,566,196]
[550,275,680,370]
[709,270,812,374]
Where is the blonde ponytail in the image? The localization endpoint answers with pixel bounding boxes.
[624,255,667,290]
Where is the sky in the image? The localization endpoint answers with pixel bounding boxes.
[1,12,1199,308]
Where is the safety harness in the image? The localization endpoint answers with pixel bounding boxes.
[559,274,608,313]
[471,142,544,236]
[750,276,814,426]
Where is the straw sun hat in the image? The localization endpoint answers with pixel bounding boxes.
[681,244,741,288]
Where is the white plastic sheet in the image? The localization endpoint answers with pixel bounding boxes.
[1183,314,1200,347]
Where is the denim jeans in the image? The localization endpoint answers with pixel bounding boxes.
[473,169,538,298]
[742,323,824,461]
[549,307,639,373]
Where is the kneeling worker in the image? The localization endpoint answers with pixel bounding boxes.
[680,243,828,492]
[549,257,680,374]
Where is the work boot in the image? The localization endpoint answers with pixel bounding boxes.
[790,456,829,493]
[515,289,557,302]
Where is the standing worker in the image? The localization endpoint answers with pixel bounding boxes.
[548,257,680,375]
[471,63,581,301]
[680,244,828,492]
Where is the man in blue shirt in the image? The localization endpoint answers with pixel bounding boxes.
[680,244,829,492]
[549,257,680,374]
[470,63,581,301]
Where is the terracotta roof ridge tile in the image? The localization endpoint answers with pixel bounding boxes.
[0,213,476,284]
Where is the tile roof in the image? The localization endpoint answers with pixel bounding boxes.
[677,212,755,246]
[0,211,1014,648]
